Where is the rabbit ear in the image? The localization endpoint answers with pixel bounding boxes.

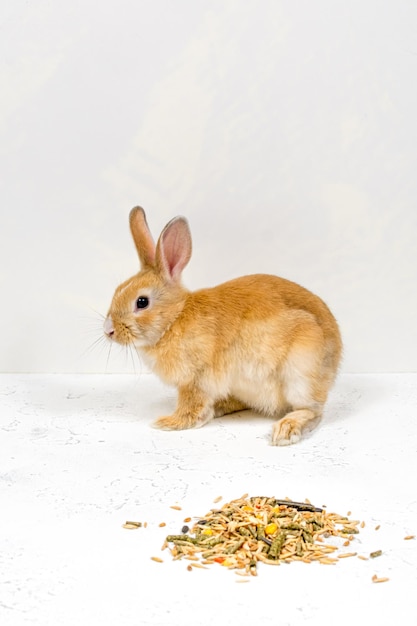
[129,207,156,268]
[156,216,192,282]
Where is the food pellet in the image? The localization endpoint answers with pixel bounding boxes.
[370,550,382,558]
[123,522,142,530]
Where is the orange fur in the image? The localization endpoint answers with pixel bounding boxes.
[104,207,342,445]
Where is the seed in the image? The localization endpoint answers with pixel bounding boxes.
[181,525,190,534]
[338,552,357,558]
[159,522,166,527]
[170,505,182,511]
[150,556,163,563]
[375,525,381,531]
[183,517,192,523]
[404,535,415,540]
[360,521,365,528]
[187,565,192,571]
[372,575,389,583]
[358,555,369,561]
[213,496,223,503]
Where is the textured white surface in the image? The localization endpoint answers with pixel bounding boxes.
[1,1,417,374]
[1,373,417,625]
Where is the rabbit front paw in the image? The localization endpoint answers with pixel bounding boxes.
[153,409,213,431]
[153,414,191,430]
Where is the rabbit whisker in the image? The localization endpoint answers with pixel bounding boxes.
[105,341,113,371]
[81,334,108,358]
[128,344,138,374]
[88,307,106,321]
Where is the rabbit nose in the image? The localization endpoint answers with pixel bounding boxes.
[104,316,115,337]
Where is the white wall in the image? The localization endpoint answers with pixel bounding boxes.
[1,0,416,374]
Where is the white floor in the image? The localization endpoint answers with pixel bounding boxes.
[1,373,417,626]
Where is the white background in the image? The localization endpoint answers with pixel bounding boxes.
[1,0,416,374]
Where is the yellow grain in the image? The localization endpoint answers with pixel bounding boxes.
[150,556,163,563]
[323,545,339,552]
[404,535,415,540]
[372,575,389,583]
[338,552,357,558]
[170,505,182,511]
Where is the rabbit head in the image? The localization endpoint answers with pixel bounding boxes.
[104,207,191,348]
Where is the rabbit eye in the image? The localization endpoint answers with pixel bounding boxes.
[135,296,149,310]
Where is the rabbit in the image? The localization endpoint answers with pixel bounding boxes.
[103,206,342,445]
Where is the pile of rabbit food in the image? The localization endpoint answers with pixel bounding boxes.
[163,495,367,575]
